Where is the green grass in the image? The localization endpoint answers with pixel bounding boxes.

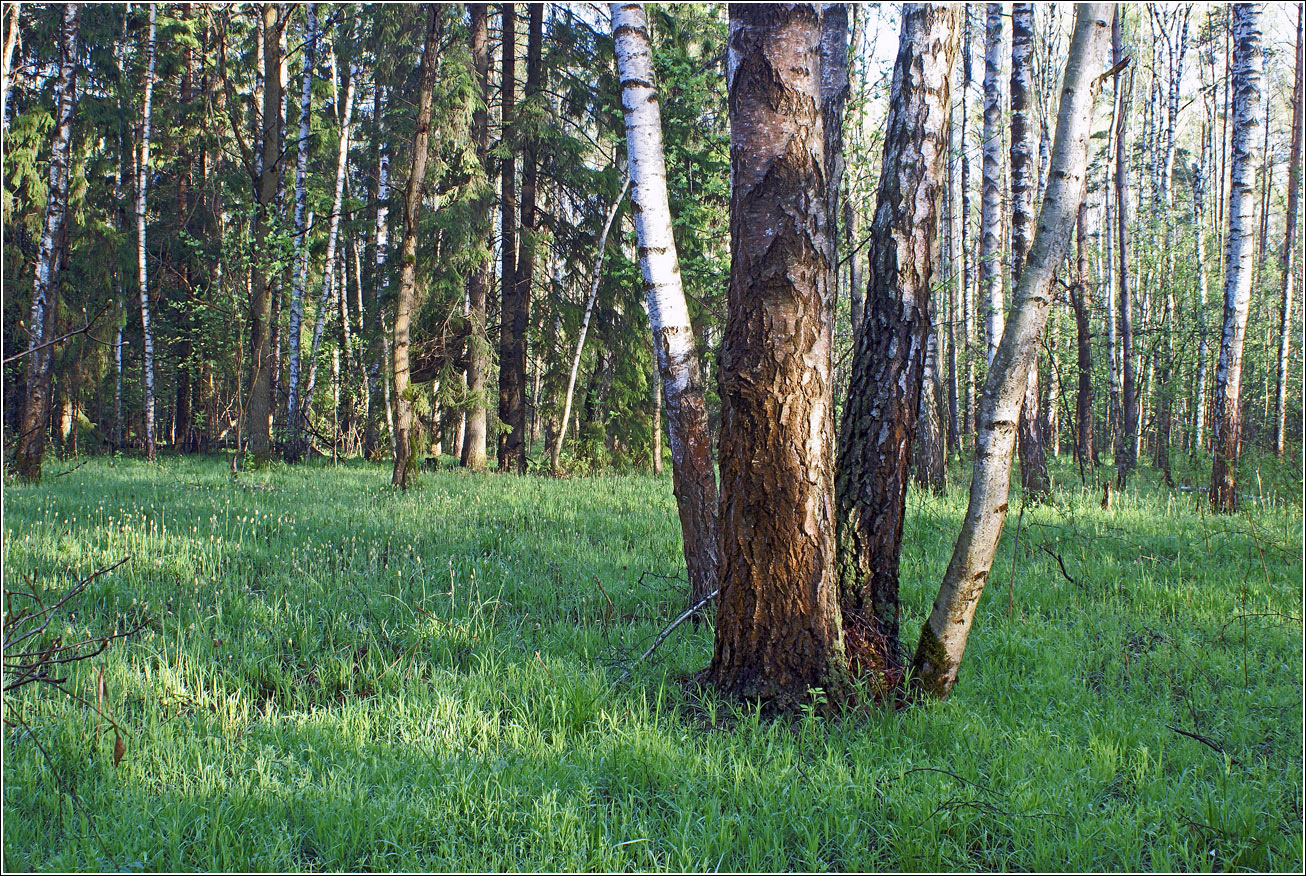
[3,452,1302,871]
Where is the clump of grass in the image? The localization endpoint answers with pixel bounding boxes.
[3,454,1301,871]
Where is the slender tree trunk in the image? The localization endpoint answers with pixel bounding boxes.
[822,2,849,337]
[497,3,520,471]
[981,3,1004,368]
[1070,201,1094,473]
[246,4,283,459]
[1,2,19,126]
[554,173,628,473]
[136,5,157,460]
[945,91,960,455]
[364,85,390,461]
[1192,129,1212,452]
[612,2,721,612]
[392,7,441,488]
[835,4,956,669]
[1113,9,1137,488]
[710,3,846,708]
[916,305,948,494]
[1011,3,1049,498]
[960,6,976,440]
[460,4,491,471]
[1211,4,1264,513]
[284,3,317,462]
[11,4,76,481]
[913,4,1111,698]
[1275,6,1303,459]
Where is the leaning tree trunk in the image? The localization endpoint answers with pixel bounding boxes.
[913,3,1111,699]
[246,4,283,460]
[1211,3,1263,513]
[709,3,847,709]
[1274,6,1303,459]
[980,3,1004,368]
[612,2,721,612]
[553,172,627,474]
[284,2,317,462]
[460,3,491,471]
[1112,9,1137,488]
[1011,2,1050,498]
[836,2,956,669]
[391,6,441,489]
[137,5,157,460]
[11,4,77,482]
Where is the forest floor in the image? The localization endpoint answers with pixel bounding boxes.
[2,452,1302,871]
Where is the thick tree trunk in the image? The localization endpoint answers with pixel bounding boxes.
[246,5,283,460]
[553,173,627,474]
[461,4,492,471]
[284,3,317,462]
[1113,10,1137,488]
[1211,4,1263,513]
[836,3,956,666]
[497,3,520,472]
[612,2,721,612]
[710,3,846,708]
[1011,3,1049,498]
[980,3,1004,368]
[11,4,77,482]
[913,4,1111,699]
[1275,7,1303,459]
[137,5,157,460]
[392,7,441,488]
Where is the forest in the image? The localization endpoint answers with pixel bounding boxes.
[2,2,1303,871]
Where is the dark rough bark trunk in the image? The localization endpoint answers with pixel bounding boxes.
[497,3,519,471]
[462,3,491,471]
[834,3,956,671]
[246,5,283,460]
[709,3,847,709]
[11,4,77,482]
[391,7,441,488]
[1211,4,1263,513]
[913,4,1111,698]
[1070,202,1095,472]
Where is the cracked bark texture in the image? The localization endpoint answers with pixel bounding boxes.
[1210,3,1263,513]
[835,3,955,665]
[612,2,719,611]
[913,3,1111,699]
[709,3,845,708]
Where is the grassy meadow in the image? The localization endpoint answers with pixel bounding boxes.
[2,452,1302,871]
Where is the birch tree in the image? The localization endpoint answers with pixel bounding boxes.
[284,3,318,462]
[137,5,157,460]
[612,1,720,612]
[11,3,77,482]
[913,3,1112,698]
[980,3,1004,368]
[1210,3,1263,513]
[1113,8,1137,487]
[1274,6,1303,459]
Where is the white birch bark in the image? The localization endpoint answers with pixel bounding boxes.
[285,3,317,461]
[612,1,720,610]
[137,5,158,460]
[553,173,629,474]
[1211,3,1263,512]
[980,2,1004,367]
[914,4,1112,698]
[1,2,20,128]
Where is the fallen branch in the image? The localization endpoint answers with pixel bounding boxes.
[612,588,717,686]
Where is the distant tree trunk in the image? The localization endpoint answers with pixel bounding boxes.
[835,3,956,667]
[916,307,948,494]
[553,173,627,474]
[612,2,720,612]
[1011,2,1049,498]
[960,6,976,439]
[497,3,520,472]
[913,4,1111,698]
[1,2,19,125]
[980,3,1004,368]
[821,2,848,330]
[1070,201,1094,472]
[1274,7,1303,459]
[945,91,960,454]
[1211,4,1263,513]
[1112,9,1137,488]
[392,7,441,488]
[503,3,542,474]
[363,84,390,461]
[285,3,317,462]
[136,5,157,460]
[461,4,491,471]
[710,3,846,708]
[11,4,77,482]
[651,364,663,474]
[1192,137,1212,452]
[246,4,283,460]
